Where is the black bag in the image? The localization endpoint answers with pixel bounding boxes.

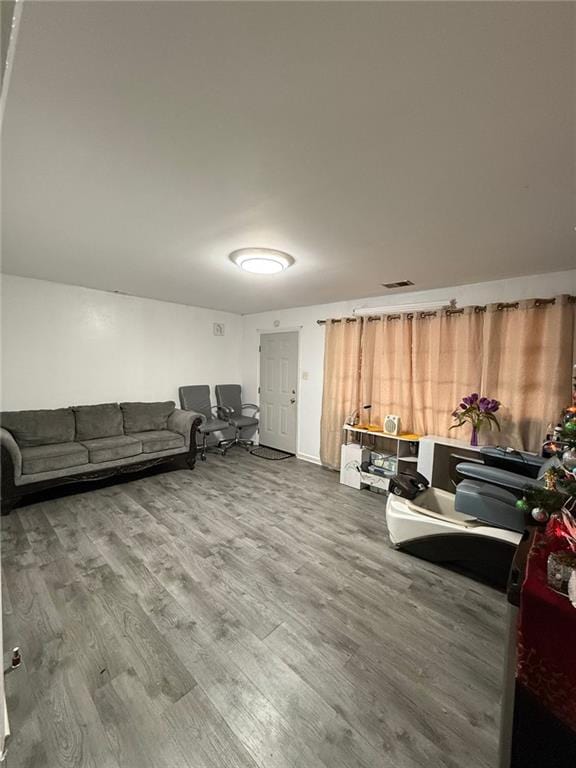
[388,471,429,500]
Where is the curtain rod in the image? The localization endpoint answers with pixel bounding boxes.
[316,295,574,324]
[353,299,454,316]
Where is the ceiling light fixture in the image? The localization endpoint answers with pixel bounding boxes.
[229,248,294,275]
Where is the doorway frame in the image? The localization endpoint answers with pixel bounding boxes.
[256,327,302,456]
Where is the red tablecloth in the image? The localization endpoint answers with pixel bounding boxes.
[517,519,576,732]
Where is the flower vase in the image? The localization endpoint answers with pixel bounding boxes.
[470,426,479,447]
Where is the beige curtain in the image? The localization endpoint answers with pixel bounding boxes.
[320,295,575,469]
[481,297,575,451]
[411,307,484,439]
[320,319,363,469]
[360,315,414,432]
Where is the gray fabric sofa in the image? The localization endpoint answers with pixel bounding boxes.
[0,401,202,513]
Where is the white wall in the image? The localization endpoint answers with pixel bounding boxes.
[241,269,576,464]
[0,275,242,410]
[3,269,575,455]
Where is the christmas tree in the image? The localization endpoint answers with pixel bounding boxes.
[517,364,576,524]
[544,361,576,455]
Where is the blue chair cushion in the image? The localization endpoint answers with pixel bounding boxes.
[229,416,258,428]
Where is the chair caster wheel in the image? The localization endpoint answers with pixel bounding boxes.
[201,455,207,461]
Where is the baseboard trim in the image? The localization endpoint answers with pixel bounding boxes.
[296,452,322,465]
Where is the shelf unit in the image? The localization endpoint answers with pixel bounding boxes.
[340,425,420,492]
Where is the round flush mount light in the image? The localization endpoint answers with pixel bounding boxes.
[229,248,294,274]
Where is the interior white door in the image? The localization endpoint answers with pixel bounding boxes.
[259,332,298,453]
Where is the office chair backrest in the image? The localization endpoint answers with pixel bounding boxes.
[215,384,242,416]
[179,385,213,419]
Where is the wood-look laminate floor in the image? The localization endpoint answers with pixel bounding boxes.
[1,453,507,768]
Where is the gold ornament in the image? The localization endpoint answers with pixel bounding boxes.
[544,468,558,492]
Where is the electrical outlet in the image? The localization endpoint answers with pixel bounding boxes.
[213,322,225,337]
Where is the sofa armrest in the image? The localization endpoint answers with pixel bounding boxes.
[168,410,203,448]
[175,408,206,428]
[1,427,22,479]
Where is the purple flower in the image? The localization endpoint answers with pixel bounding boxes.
[453,393,502,433]
[478,397,501,413]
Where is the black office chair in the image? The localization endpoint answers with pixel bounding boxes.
[215,384,259,454]
[178,385,230,460]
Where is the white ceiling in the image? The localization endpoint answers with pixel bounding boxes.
[2,1,575,314]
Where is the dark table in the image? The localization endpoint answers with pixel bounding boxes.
[500,525,576,767]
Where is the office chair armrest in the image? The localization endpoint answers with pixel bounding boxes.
[242,403,260,416]
[217,405,234,419]
[456,462,542,492]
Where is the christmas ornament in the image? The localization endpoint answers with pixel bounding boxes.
[531,507,549,523]
[563,419,576,437]
[544,468,558,491]
[515,498,529,513]
[562,448,576,472]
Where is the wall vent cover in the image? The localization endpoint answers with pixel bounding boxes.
[381,280,414,289]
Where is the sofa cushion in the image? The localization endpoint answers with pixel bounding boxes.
[129,430,184,453]
[80,435,142,464]
[120,401,175,433]
[21,442,89,475]
[73,403,124,441]
[1,408,75,447]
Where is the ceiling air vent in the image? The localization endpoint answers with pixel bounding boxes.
[381,280,414,289]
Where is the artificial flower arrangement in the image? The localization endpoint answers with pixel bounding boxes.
[450,392,501,446]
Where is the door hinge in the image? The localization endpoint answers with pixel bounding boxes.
[258,345,261,352]
[257,386,261,394]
